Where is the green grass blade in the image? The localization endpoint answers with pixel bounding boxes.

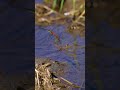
[52,0,58,10]
[59,0,65,12]
[73,0,76,10]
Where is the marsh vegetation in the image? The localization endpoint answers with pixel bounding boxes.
[35,0,85,36]
[35,0,85,90]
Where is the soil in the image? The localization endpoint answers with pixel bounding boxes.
[0,72,34,90]
[87,0,120,29]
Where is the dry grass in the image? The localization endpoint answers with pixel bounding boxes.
[35,58,80,90]
[35,0,85,37]
[35,0,85,26]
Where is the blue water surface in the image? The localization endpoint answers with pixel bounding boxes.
[35,0,85,89]
[35,24,85,88]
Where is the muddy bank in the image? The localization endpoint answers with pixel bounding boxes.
[0,72,34,90]
[86,0,120,29]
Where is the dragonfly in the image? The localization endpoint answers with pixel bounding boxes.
[48,30,61,44]
[35,26,85,75]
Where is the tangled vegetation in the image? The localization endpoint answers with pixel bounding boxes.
[35,0,85,37]
[35,58,80,90]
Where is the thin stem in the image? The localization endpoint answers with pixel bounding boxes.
[52,0,57,10]
[59,0,65,12]
[73,0,76,10]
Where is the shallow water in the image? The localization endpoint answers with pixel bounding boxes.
[35,0,85,89]
[35,24,85,89]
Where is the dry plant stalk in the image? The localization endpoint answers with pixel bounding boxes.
[35,60,80,90]
[35,3,66,26]
[35,1,85,26]
[35,63,54,90]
